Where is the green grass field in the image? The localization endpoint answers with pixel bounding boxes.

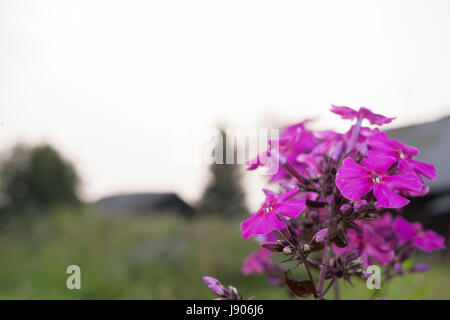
[0,207,448,299]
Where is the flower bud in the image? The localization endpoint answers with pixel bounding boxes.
[262,241,283,252]
[353,200,368,212]
[312,228,328,242]
[202,276,226,296]
[351,258,364,267]
[228,285,239,297]
[340,203,352,214]
[283,246,292,254]
[303,244,311,253]
[413,264,430,273]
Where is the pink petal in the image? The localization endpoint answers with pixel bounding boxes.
[367,132,394,152]
[336,158,372,200]
[277,186,299,201]
[337,158,368,178]
[241,248,273,275]
[408,159,437,180]
[265,211,287,231]
[330,105,358,120]
[383,172,424,193]
[332,243,349,256]
[241,212,284,238]
[414,230,445,252]
[362,155,396,174]
[367,149,397,160]
[365,245,394,265]
[391,139,419,157]
[373,184,409,208]
[392,216,416,243]
[336,176,372,201]
[362,224,385,247]
[276,199,306,218]
[359,107,395,125]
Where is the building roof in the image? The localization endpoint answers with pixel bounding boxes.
[386,115,450,195]
[95,192,194,217]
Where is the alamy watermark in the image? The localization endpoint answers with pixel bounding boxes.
[366,265,381,290]
[171,127,281,175]
[66,265,81,290]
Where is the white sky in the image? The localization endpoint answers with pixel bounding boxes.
[1,0,450,208]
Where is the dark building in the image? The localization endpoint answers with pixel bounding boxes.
[386,115,450,244]
[95,193,194,217]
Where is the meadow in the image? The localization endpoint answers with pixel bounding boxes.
[0,207,448,299]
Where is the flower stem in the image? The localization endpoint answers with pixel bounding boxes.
[333,278,340,300]
[303,259,317,296]
[345,114,363,155]
[321,277,336,298]
[316,238,329,297]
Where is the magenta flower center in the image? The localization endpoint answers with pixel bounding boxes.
[370,172,381,184]
[264,203,274,214]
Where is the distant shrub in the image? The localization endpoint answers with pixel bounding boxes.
[0,144,80,212]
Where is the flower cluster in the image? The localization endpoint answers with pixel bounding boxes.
[203,105,445,300]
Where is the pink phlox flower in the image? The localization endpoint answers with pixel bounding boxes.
[393,216,445,252]
[331,105,395,125]
[368,213,398,246]
[368,131,437,180]
[405,185,430,197]
[333,222,394,267]
[241,247,273,275]
[295,130,343,173]
[241,186,306,238]
[269,121,316,156]
[264,121,316,178]
[336,155,424,208]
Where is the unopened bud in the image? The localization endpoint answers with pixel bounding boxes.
[262,242,282,252]
[283,246,292,254]
[413,264,431,273]
[227,285,242,299]
[228,285,239,296]
[340,203,352,214]
[303,244,311,253]
[353,258,364,266]
[312,228,328,242]
[353,200,368,212]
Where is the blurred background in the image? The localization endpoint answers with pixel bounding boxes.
[0,0,449,299]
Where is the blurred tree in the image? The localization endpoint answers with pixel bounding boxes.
[197,129,247,216]
[0,144,80,211]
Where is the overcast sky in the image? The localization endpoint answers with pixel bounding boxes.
[1,0,450,208]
